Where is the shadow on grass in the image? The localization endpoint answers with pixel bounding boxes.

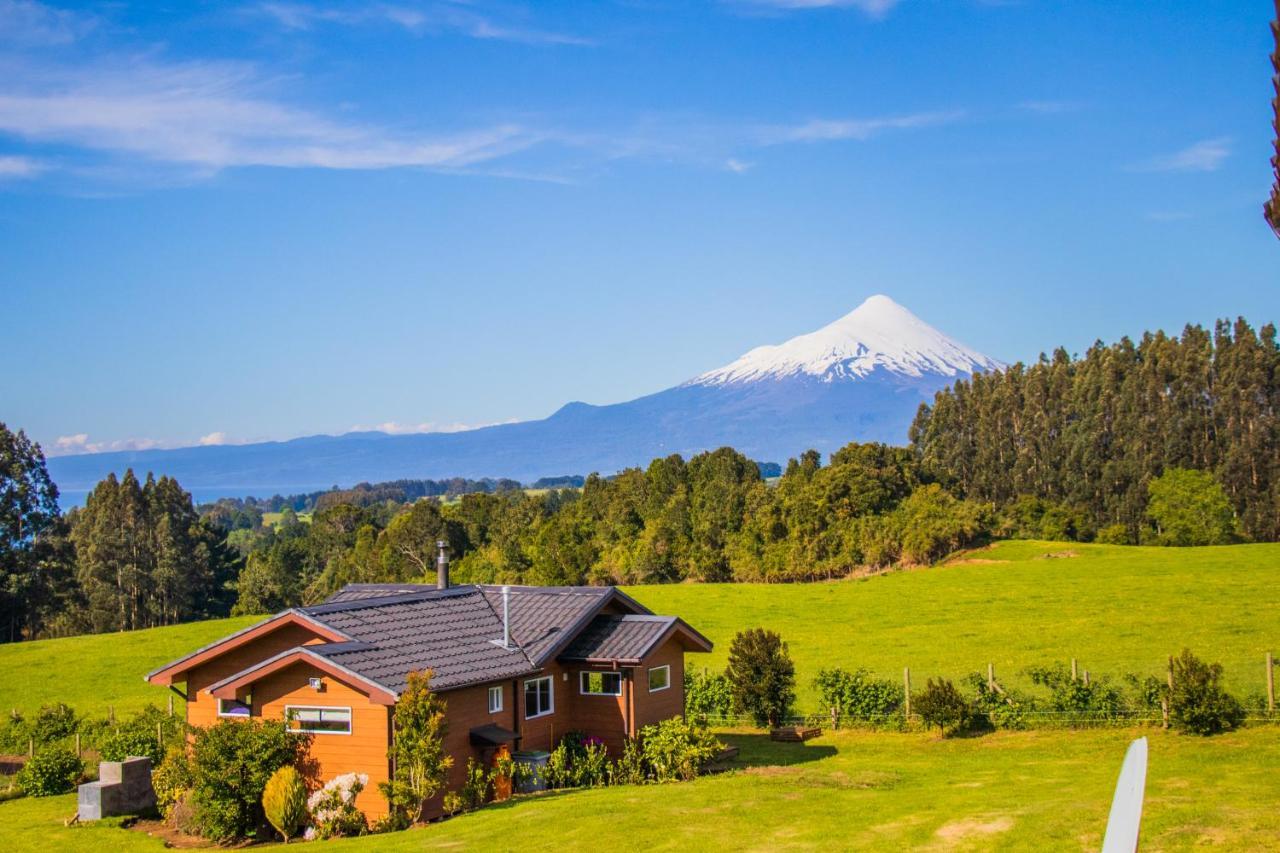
[721,733,838,768]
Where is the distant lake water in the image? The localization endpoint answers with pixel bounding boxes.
[57,485,333,509]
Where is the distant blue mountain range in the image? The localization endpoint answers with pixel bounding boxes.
[47,296,1003,500]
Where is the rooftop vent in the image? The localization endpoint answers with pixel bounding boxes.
[436,540,450,590]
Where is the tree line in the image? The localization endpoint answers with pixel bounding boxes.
[0,314,1275,641]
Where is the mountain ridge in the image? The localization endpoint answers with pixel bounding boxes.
[47,296,1002,497]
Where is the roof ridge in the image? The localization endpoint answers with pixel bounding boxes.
[303,585,478,616]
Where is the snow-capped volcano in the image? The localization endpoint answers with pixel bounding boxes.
[49,295,1007,495]
[692,294,1002,385]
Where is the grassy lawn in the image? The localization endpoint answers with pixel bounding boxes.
[3,726,1275,851]
[0,541,1275,720]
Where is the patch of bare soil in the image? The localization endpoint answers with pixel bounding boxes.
[126,817,253,849]
[944,558,1009,566]
[1038,550,1079,559]
[933,816,1014,842]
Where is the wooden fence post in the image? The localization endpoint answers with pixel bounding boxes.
[987,663,995,691]
[1267,652,1275,714]
[75,733,81,757]
[157,722,163,750]
[1083,670,1091,686]
[1071,658,1078,681]
[108,705,115,726]
[903,667,912,720]
[168,693,174,717]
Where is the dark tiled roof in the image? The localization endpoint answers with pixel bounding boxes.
[479,586,620,665]
[298,587,531,694]
[558,615,676,663]
[324,584,429,603]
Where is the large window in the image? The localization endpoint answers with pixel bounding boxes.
[648,665,671,693]
[579,671,623,696]
[524,676,553,719]
[285,706,352,735]
[488,685,503,714]
[218,697,251,718]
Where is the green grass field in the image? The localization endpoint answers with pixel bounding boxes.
[3,727,1276,851]
[0,540,1275,719]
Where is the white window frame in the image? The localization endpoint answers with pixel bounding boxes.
[648,664,671,693]
[217,697,252,718]
[488,685,504,714]
[524,676,554,720]
[579,670,623,697]
[284,705,353,736]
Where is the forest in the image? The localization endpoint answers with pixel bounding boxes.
[0,315,1275,643]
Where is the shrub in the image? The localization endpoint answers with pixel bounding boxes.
[380,670,451,826]
[913,678,970,736]
[306,772,368,840]
[542,743,572,789]
[99,706,185,765]
[17,747,83,796]
[896,485,987,565]
[813,668,902,728]
[441,791,463,817]
[609,737,647,786]
[459,758,489,811]
[1168,649,1245,735]
[639,718,721,782]
[262,765,307,843]
[726,628,796,728]
[188,719,309,842]
[1027,664,1125,721]
[1096,523,1133,545]
[684,670,733,725]
[29,703,78,745]
[575,738,609,787]
[964,673,1030,730]
[151,744,194,821]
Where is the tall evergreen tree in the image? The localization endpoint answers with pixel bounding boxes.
[0,423,72,641]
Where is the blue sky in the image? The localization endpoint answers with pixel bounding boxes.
[1,0,1276,455]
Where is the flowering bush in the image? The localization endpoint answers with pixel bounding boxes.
[305,772,368,840]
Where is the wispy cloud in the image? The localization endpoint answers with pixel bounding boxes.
[762,110,964,144]
[0,153,42,177]
[728,0,903,17]
[50,433,167,456]
[0,0,94,46]
[1016,100,1080,115]
[724,157,753,174]
[1134,137,1231,173]
[253,2,593,46]
[349,419,520,435]
[0,56,550,173]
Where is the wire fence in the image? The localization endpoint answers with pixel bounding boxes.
[697,710,1280,731]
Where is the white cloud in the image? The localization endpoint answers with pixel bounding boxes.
[0,57,550,173]
[729,0,902,16]
[350,419,520,435]
[724,157,753,173]
[0,153,41,177]
[49,433,167,456]
[0,0,93,46]
[254,2,593,46]
[198,431,229,446]
[763,110,964,144]
[1135,137,1231,173]
[1016,100,1080,115]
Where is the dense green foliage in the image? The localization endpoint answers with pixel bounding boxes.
[912,678,969,735]
[1168,649,1245,735]
[0,423,73,642]
[61,472,237,635]
[185,719,309,842]
[912,318,1279,542]
[262,765,307,843]
[726,628,796,728]
[15,747,82,796]
[813,668,902,727]
[683,669,732,724]
[1145,468,1237,545]
[381,670,451,826]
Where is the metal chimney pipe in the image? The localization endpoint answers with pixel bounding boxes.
[436,540,450,590]
[501,585,511,649]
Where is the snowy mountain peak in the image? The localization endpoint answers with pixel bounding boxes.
[690,294,1003,386]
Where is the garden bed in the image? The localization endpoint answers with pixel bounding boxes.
[769,726,822,743]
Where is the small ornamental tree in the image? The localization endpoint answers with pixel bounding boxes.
[380,669,452,826]
[16,747,82,796]
[725,628,795,729]
[1169,649,1245,735]
[914,678,970,736]
[262,765,307,843]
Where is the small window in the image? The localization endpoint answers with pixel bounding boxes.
[648,665,671,693]
[488,685,503,714]
[524,676,553,719]
[579,671,623,696]
[218,697,251,718]
[286,706,352,735]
